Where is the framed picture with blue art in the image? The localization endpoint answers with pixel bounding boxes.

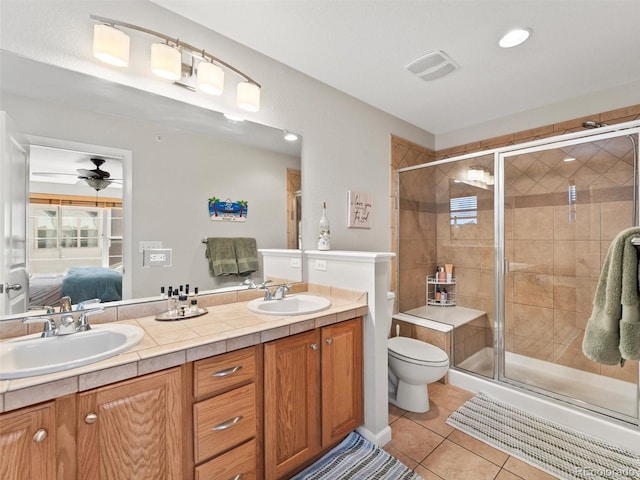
[208,197,248,222]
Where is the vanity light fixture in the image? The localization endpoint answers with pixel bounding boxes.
[283,131,299,142]
[499,28,532,48]
[93,24,130,67]
[90,15,261,112]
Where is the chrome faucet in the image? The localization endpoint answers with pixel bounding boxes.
[273,284,290,300]
[57,311,77,335]
[23,316,57,338]
[76,307,104,332]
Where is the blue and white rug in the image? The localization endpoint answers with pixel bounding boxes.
[446,393,640,480]
[291,431,423,480]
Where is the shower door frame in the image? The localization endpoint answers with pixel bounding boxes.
[494,122,640,425]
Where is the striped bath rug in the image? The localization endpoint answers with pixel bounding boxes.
[291,431,422,480]
[446,393,640,480]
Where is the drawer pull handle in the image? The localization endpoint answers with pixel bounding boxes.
[85,413,98,424]
[211,365,243,377]
[212,415,243,431]
[326,338,333,345]
[310,343,318,350]
[33,429,48,443]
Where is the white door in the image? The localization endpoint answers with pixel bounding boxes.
[0,112,29,316]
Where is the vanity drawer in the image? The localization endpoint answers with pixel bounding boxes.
[194,439,256,480]
[194,383,256,463]
[194,346,256,398]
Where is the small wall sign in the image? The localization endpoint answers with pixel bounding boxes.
[208,196,248,222]
[347,190,372,228]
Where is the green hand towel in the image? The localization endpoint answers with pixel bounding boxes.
[582,227,640,365]
[234,237,258,274]
[205,238,239,276]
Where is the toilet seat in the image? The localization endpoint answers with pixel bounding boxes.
[388,337,448,366]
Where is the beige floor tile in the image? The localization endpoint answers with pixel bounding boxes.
[428,383,474,411]
[413,464,445,479]
[503,457,558,480]
[422,440,501,480]
[389,403,406,424]
[447,430,509,467]
[404,401,455,438]
[382,444,419,470]
[388,417,445,463]
[496,469,526,480]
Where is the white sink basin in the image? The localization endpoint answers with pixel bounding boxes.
[0,324,144,380]
[247,294,331,316]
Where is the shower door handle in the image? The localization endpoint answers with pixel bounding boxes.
[504,259,510,274]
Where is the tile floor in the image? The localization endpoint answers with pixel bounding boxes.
[384,382,559,480]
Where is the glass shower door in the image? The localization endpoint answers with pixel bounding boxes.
[500,131,639,421]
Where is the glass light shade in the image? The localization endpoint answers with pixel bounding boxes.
[150,43,182,81]
[197,62,224,95]
[85,178,111,191]
[93,24,130,67]
[237,82,260,112]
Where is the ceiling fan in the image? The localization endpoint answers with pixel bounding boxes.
[32,158,122,191]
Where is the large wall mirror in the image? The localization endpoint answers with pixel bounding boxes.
[0,50,302,320]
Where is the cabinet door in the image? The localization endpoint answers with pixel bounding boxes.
[264,329,320,480]
[0,402,56,480]
[77,367,183,480]
[321,318,364,446]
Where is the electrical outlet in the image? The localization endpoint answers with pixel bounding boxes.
[290,257,301,268]
[139,240,162,253]
[315,259,327,271]
[143,248,172,267]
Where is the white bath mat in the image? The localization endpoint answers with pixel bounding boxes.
[446,393,640,480]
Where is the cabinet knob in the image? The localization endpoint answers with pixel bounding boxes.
[230,475,244,480]
[85,412,98,424]
[326,338,333,345]
[310,343,318,350]
[32,428,47,443]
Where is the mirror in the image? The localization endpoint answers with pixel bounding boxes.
[0,50,302,320]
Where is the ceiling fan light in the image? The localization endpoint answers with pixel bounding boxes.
[93,24,130,67]
[237,81,260,112]
[150,43,182,81]
[85,178,111,191]
[197,61,224,95]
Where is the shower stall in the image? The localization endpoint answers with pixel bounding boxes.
[397,121,640,427]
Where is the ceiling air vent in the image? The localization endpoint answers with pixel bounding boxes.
[406,50,458,81]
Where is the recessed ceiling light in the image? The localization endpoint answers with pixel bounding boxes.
[499,28,532,48]
[283,131,299,142]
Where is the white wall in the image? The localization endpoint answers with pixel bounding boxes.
[0,0,435,258]
[4,92,300,297]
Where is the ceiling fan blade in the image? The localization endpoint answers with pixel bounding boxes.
[77,168,100,178]
[32,171,78,176]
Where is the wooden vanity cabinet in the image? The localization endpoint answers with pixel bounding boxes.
[193,345,261,480]
[76,366,184,480]
[264,317,363,480]
[0,402,56,480]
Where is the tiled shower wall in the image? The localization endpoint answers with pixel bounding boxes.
[391,104,640,383]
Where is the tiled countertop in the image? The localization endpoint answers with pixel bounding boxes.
[0,287,367,413]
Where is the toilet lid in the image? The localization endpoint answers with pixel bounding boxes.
[388,336,448,364]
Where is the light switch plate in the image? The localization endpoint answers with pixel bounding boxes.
[315,259,327,271]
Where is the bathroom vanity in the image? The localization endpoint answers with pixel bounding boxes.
[0,286,367,480]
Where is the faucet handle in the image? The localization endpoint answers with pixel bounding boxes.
[23,316,57,337]
[77,298,101,310]
[77,307,104,332]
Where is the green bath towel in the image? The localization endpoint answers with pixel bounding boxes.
[234,237,258,274]
[582,227,640,365]
[205,238,239,276]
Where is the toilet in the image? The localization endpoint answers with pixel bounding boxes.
[385,292,449,413]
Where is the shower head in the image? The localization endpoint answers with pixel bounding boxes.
[582,120,609,129]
